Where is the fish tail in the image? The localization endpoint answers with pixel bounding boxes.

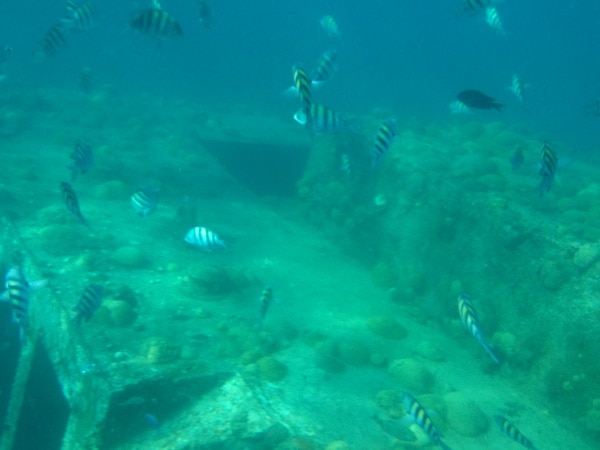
[436,438,454,450]
[478,337,500,363]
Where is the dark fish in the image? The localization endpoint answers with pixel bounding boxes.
[457,89,503,111]
[461,0,495,14]
[1,266,46,341]
[130,9,183,40]
[73,284,103,324]
[292,64,312,114]
[402,393,453,450]
[60,181,92,230]
[80,66,92,93]
[62,1,98,32]
[457,293,499,363]
[294,103,356,134]
[311,50,337,86]
[537,142,557,197]
[258,287,273,325]
[495,415,537,449]
[68,138,94,181]
[197,1,213,29]
[38,24,68,57]
[372,119,397,169]
[510,146,524,171]
[131,186,160,217]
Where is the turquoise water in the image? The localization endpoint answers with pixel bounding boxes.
[1,1,600,449]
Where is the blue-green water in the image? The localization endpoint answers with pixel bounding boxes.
[1,1,600,449]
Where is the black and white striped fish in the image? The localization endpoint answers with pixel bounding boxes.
[458,293,499,363]
[294,103,357,134]
[130,8,183,40]
[37,23,69,58]
[320,15,340,38]
[68,138,93,182]
[495,415,537,449]
[131,186,160,217]
[402,393,453,450]
[461,0,495,14]
[61,1,98,32]
[73,284,104,324]
[537,142,557,197]
[184,226,226,251]
[60,181,92,230]
[0,266,46,341]
[292,64,312,114]
[311,50,338,86]
[372,119,397,169]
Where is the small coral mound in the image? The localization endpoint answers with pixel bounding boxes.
[366,316,407,340]
[443,391,488,437]
[387,358,434,392]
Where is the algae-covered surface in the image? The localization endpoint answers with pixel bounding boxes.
[1,85,600,450]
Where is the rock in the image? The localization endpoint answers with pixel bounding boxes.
[387,358,435,392]
[539,260,570,291]
[366,316,407,340]
[414,340,445,362]
[256,356,287,382]
[112,246,149,269]
[573,244,599,271]
[104,300,137,327]
[338,339,370,366]
[491,331,517,359]
[443,392,488,437]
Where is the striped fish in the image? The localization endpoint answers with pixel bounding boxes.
[1,266,47,341]
[73,284,104,324]
[294,103,356,134]
[62,1,98,32]
[510,74,526,104]
[485,6,505,36]
[457,293,499,363]
[372,119,397,169]
[68,138,93,182]
[311,50,338,86]
[320,15,340,38]
[449,100,472,115]
[462,0,495,13]
[131,186,160,217]
[402,393,453,450]
[537,142,557,197]
[130,8,183,40]
[80,66,92,93]
[292,64,312,114]
[258,287,273,325]
[495,415,537,449]
[184,226,226,251]
[38,24,69,58]
[60,181,92,231]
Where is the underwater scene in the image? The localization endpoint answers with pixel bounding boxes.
[2,0,600,449]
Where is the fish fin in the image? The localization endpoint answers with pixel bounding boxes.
[281,85,298,98]
[0,290,8,302]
